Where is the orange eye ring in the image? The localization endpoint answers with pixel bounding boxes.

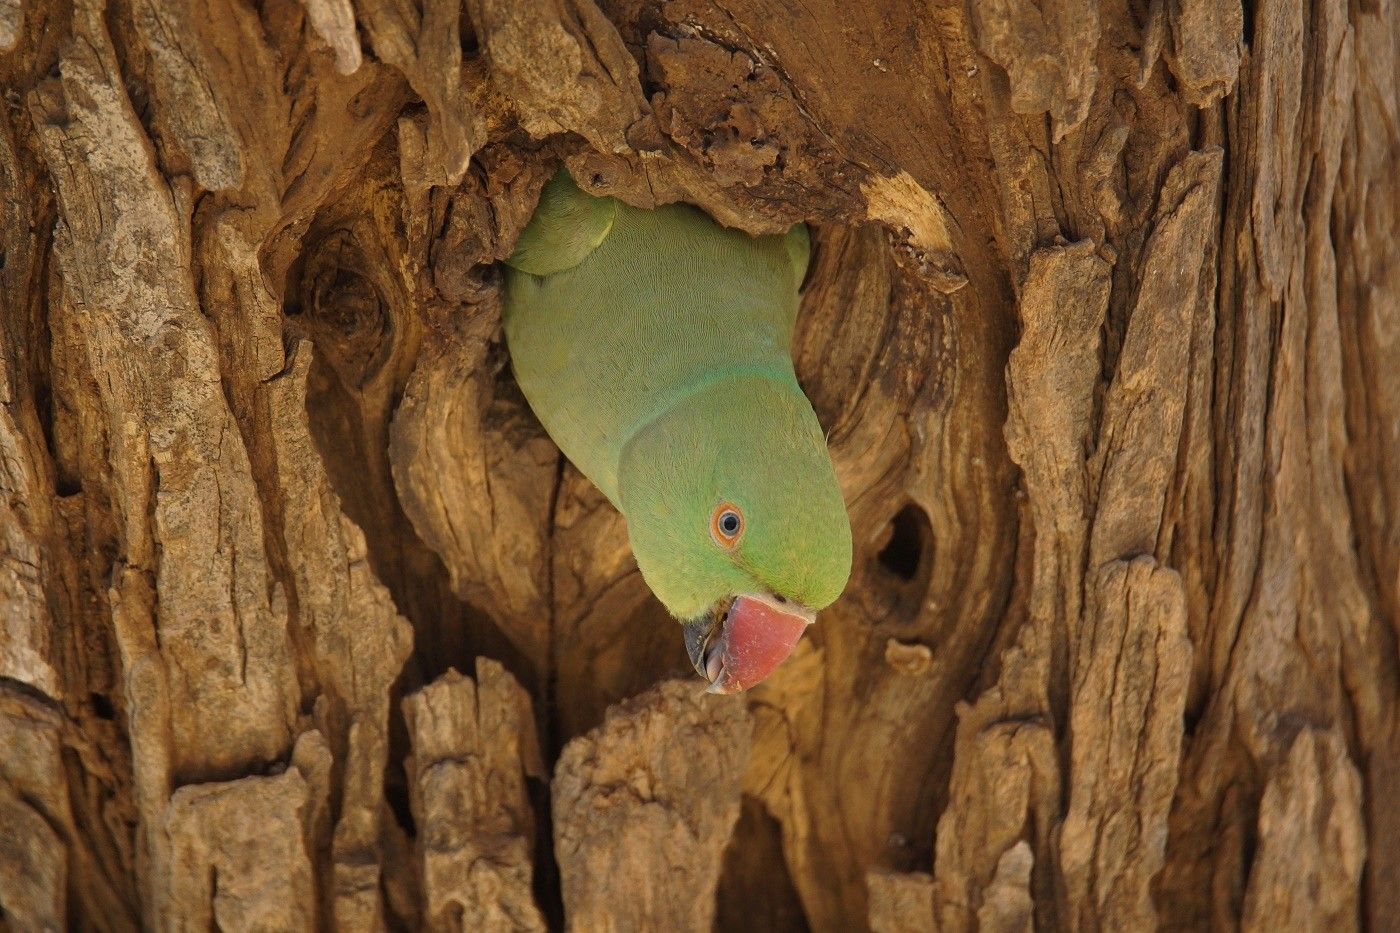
[710,502,745,549]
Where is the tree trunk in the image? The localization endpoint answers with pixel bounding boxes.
[0,0,1395,929]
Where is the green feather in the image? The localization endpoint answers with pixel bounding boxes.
[503,170,850,619]
[505,170,617,276]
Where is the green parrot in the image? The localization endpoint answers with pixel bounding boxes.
[502,169,852,693]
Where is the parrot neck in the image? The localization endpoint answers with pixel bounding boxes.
[616,362,801,457]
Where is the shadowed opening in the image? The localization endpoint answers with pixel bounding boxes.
[90,693,115,721]
[878,503,930,583]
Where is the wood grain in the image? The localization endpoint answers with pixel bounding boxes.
[0,0,1394,928]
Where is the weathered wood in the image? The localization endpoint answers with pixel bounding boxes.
[553,680,750,932]
[403,660,546,931]
[0,0,1395,928]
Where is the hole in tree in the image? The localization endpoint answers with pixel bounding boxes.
[716,797,807,931]
[90,693,115,720]
[878,503,930,583]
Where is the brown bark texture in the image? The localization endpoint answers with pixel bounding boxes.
[0,0,1395,929]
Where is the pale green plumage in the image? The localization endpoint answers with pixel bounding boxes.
[503,170,849,621]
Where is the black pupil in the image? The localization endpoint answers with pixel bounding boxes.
[720,512,740,535]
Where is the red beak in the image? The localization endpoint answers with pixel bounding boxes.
[685,594,815,694]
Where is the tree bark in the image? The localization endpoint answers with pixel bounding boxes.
[0,0,1395,929]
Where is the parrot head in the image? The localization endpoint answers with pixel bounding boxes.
[617,374,852,693]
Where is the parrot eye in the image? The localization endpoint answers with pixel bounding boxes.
[710,503,745,548]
